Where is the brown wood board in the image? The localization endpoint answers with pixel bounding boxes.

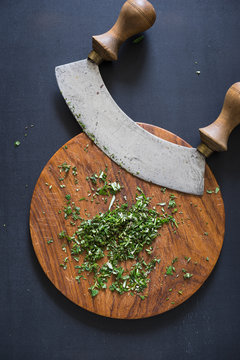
[30,123,225,319]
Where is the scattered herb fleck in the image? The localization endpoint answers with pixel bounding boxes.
[183,272,193,280]
[133,35,144,44]
[206,189,214,194]
[165,265,175,276]
[58,162,71,174]
[168,194,176,208]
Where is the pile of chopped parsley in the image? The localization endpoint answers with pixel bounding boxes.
[58,184,177,298]
[54,163,197,299]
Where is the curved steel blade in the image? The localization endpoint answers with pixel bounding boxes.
[55,59,205,195]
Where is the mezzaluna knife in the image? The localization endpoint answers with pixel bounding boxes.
[55,0,240,195]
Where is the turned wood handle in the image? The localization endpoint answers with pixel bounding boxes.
[197,83,240,157]
[88,0,156,64]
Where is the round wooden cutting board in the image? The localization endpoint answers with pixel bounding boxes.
[30,123,225,319]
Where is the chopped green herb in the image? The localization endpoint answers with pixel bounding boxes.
[72,166,77,176]
[133,35,144,44]
[60,263,67,270]
[168,194,176,208]
[90,173,98,185]
[58,230,66,239]
[183,272,193,280]
[57,187,176,298]
[145,247,153,255]
[75,275,86,283]
[89,288,99,297]
[165,265,175,276]
[58,162,71,174]
[14,140,21,147]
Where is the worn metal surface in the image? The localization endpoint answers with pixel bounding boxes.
[55,59,206,195]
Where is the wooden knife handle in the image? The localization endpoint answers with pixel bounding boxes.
[88,0,156,65]
[197,83,240,157]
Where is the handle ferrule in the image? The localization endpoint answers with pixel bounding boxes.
[88,50,103,65]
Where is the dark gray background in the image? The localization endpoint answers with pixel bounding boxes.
[1,1,240,359]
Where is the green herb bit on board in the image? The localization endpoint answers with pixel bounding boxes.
[58,162,71,174]
[165,265,176,276]
[168,194,177,208]
[183,272,193,280]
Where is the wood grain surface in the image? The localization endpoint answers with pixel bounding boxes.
[30,123,225,319]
